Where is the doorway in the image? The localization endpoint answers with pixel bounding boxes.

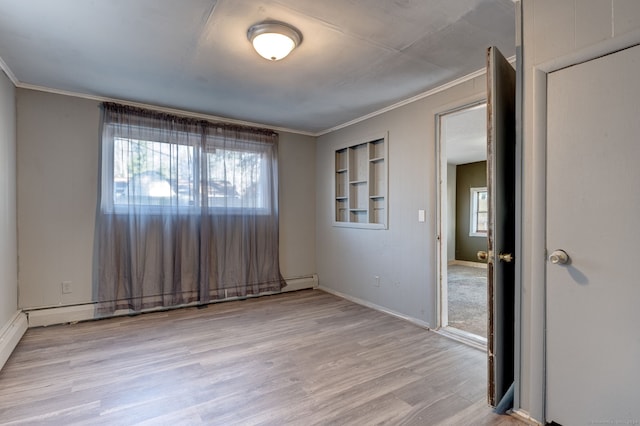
[437,102,488,345]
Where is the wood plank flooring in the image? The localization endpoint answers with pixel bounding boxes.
[0,290,527,425]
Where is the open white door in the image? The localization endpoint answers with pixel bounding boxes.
[546,44,640,424]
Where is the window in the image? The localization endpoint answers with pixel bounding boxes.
[470,187,488,236]
[104,128,271,212]
[112,137,194,207]
[97,103,284,313]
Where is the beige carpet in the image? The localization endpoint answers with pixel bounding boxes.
[447,264,487,338]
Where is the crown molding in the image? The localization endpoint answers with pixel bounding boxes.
[0,56,18,85]
[7,52,515,138]
[316,55,515,136]
[15,82,317,137]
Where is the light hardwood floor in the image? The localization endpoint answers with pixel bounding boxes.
[0,290,526,425]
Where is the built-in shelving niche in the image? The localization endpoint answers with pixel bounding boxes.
[334,133,388,229]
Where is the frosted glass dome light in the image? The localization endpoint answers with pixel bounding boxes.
[247,22,302,61]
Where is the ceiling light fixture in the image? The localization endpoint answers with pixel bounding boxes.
[247,21,302,61]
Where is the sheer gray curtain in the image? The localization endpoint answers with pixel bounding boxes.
[96,103,284,313]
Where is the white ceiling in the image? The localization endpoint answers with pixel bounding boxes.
[444,103,487,165]
[0,0,515,134]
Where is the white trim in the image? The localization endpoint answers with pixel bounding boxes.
[0,311,28,370]
[511,409,542,425]
[469,186,488,237]
[318,286,432,330]
[435,99,488,331]
[530,67,548,423]
[435,107,446,330]
[25,275,317,327]
[5,52,516,138]
[319,56,515,136]
[333,131,389,229]
[513,1,524,412]
[20,77,482,138]
[318,68,486,136]
[27,304,96,328]
[537,28,640,74]
[332,221,386,230]
[434,326,487,351]
[0,56,18,85]
[528,31,640,426]
[448,260,487,269]
[15,82,316,137]
[282,274,319,292]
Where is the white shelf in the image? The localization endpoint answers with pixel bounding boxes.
[334,132,388,229]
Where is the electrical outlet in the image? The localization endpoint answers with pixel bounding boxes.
[374,276,380,287]
[61,281,72,294]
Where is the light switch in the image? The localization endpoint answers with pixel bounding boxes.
[418,209,426,222]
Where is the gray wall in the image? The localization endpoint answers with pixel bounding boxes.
[16,89,316,309]
[316,76,485,327]
[446,164,456,262]
[277,132,317,279]
[0,71,17,329]
[17,90,99,308]
[455,161,487,262]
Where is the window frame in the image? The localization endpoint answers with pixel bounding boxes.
[469,186,488,237]
[101,123,272,215]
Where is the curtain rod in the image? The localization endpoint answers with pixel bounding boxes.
[101,102,278,137]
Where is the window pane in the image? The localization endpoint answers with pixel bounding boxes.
[476,212,488,232]
[205,149,265,208]
[113,138,195,207]
[477,191,488,212]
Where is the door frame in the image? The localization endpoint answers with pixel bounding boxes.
[435,55,523,410]
[435,98,487,347]
[527,33,640,423]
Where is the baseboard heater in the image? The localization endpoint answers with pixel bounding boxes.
[282,274,319,292]
[25,274,319,327]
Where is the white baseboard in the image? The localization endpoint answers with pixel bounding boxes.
[27,304,96,328]
[448,260,487,268]
[511,409,542,425]
[0,311,28,370]
[24,276,319,327]
[318,286,432,330]
[434,326,487,351]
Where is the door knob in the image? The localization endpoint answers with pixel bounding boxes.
[477,251,488,261]
[549,249,569,265]
[498,253,513,263]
